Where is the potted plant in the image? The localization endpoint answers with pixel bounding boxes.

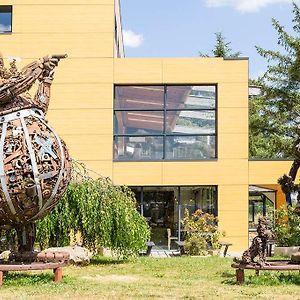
[181,209,221,256]
[273,206,300,257]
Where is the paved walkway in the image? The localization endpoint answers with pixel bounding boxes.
[149,245,242,258]
[150,245,180,258]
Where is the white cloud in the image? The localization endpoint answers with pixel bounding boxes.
[0,24,11,32]
[205,0,299,13]
[123,30,144,48]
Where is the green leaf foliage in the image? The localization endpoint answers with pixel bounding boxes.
[36,176,150,258]
[250,3,300,158]
[273,206,300,246]
[181,209,221,255]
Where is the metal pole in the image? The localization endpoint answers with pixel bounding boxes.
[178,186,181,241]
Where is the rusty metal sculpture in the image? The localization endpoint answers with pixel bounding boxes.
[0,54,71,253]
[234,217,274,267]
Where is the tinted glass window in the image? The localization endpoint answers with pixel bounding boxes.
[0,6,12,33]
[114,85,217,161]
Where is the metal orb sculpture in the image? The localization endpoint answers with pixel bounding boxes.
[0,54,71,251]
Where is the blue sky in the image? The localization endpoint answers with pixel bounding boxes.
[120,0,298,79]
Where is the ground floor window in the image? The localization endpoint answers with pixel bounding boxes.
[248,185,276,231]
[130,185,217,245]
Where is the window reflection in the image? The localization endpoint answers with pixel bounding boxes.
[114,111,164,135]
[115,86,164,109]
[114,85,217,161]
[166,110,215,134]
[114,136,163,160]
[165,136,215,159]
[0,6,12,33]
[167,86,216,109]
[180,186,217,217]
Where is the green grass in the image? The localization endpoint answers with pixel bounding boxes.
[0,256,299,299]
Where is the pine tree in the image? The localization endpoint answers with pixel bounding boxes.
[199,32,241,58]
[250,3,300,158]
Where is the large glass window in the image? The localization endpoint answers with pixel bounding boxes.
[114,85,217,160]
[0,6,12,33]
[130,185,217,243]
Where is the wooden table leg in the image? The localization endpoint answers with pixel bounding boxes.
[223,245,229,257]
[0,271,3,287]
[236,269,244,284]
[54,267,63,282]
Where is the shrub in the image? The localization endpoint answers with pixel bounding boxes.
[273,206,300,247]
[36,176,150,258]
[181,209,220,255]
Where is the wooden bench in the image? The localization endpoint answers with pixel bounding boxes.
[0,261,67,286]
[231,260,300,284]
[220,241,232,257]
[139,241,155,256]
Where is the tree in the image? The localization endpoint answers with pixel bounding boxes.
[250,3,300,158]
[199,32,241,58]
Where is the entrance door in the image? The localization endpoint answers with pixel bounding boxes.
[132,186,179,246]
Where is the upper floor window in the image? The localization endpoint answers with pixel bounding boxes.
[0,6,12,33]
[114,85,217,161]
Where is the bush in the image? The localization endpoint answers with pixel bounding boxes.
[36,177,150,258]
[273,206,300,247]
[181,209,220,256]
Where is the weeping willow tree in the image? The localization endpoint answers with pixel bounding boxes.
[35,161,150,258]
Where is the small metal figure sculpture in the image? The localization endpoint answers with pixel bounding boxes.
[0,54,71,252]
[278,124,300,214]
[234,217,274,267]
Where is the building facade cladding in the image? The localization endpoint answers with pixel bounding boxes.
[0,0,295,251]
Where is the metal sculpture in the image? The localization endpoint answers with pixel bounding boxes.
[0,54,71,252]
[234,217,274,267]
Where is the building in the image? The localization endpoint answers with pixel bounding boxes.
[0,0,294,251]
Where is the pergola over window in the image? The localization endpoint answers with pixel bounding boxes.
[248,185,276,230]
[113,85,217,161]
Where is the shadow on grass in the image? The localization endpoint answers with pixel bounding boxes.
[220,271,236,285]
[3,272,72,286]
[90,255,126,265]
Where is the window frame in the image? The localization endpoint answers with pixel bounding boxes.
[113,84,218,161]
[0,5,12,34]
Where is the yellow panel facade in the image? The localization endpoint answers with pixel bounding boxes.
[249,160,295,184]
[79,161,113,179]
[113,162,163,185]
[218,185,249,251]
[218,108,248,134]
[218,133,248,159]
[61,135,113,161]
[50,84,113,110]
[13,5,114,33]
[18,58,114,84]
[1,33,113,58]
[162,58,248,83]
[218,83,249,108]
[161,160,248,186]
[3,0,113,4]
[114,58,164,83]
[47,109,112,135]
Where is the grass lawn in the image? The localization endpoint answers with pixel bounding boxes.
[0,256,299,299]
